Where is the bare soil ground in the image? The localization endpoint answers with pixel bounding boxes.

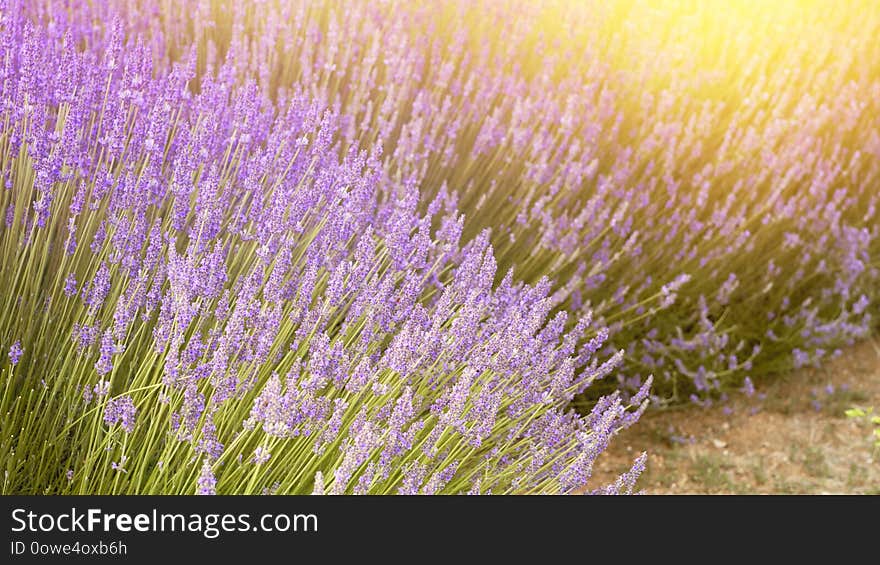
[593,338,880,494]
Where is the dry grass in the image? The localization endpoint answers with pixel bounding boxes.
[594,338,880,494]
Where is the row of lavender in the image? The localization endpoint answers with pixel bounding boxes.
[43,0,879,404]
[0,1,648,494]
[2,0,878,493]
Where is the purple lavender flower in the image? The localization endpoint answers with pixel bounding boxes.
[659,274,691,309]
[95,332,117,376]
[8,340,23,366]
[63,273,78,297]
[103,395,137,433]
[197,461,217,495]
[111,455,128,473]
[93,380,111,398]
[252,446,271,465]
[792,348,810,369]
[741,377,756,398]
[311,472,325,495]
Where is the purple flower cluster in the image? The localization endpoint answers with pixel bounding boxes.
[197,461,217,495]
[8,340,23,366]
[103,395,137,433]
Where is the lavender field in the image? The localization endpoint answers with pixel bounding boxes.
[1,0,878,495]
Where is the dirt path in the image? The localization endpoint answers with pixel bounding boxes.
[594,338,880,494]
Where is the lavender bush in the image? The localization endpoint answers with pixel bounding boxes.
[0,1,648,494]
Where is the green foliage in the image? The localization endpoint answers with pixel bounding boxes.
[845,407,880,451]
